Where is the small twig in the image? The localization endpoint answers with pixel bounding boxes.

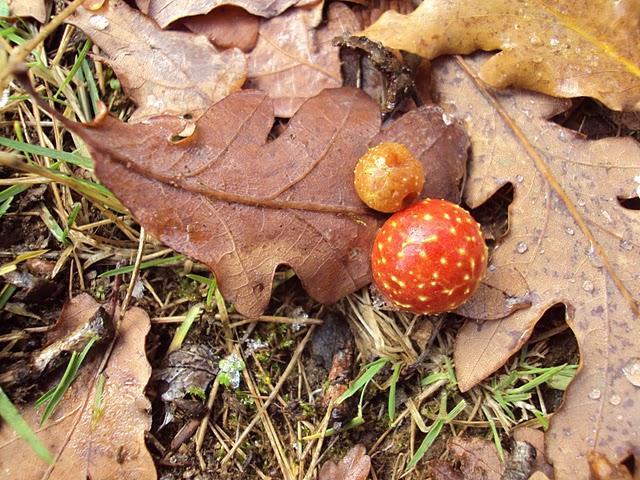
[121,226,146,313]
[0,0,86,92]
[370,378,448,454]
[195,376,221,470]
[302,401,335,480]
[221,326,316,465]
[334,35,417,117]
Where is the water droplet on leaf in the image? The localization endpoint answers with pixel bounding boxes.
[620,239,633,251]
[516,241,528,254]
[622,358,640,387]
[89,14,110,30]
[589,389,601,400]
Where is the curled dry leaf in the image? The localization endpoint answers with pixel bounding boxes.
[182,6,260,52]
[20,73,468,318]
[6,0,47,22]
[360,0,640,111]
[318,444,371,480]
[152,343,219,403]
[135,0,315,29]
[431,54,640,478]
[247,3,360,118]
[68,0,246,121]
[0,295,155,480]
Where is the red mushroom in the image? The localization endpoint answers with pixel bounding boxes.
[371,198,487,314]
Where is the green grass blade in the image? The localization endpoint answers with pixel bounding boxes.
[54,39,92,99]
[507,364,567,395]
[98,255,185,278]
[337,358,388,404]
[388,362,402,421]
[37,336,97,425]
[545,365,577,390]
[0,387,54,464]
[0,284,17,309]
[39,205,65,244]
[406,418,445,470]
[167,303,203,353]
[420,371,449,387]
[0,184,30,203]
[81,59,101,116]
[186,273,217,308]
[0,197,13,218]
[61,202,81,244]
[0,137,93,169]
[482,405,505,461]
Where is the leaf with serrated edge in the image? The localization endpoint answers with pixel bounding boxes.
[246,3,360,118]
[20,77,468,318]
[0,294,155,479]
[68,0,246,122]
[360,0,640,111]
[431,54,640,478]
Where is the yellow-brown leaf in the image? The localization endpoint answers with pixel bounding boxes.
[431,54,640,478]
[360,0,640,111]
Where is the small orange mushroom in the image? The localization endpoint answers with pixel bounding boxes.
[354,142,425,213]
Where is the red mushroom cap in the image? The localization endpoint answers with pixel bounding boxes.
[371,198,488,314]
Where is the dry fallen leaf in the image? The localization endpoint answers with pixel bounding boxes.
[430,54,640,478]
[448,436,503,480]
[318,444,371,480]
[21,76,468,318]
[360,0,640,111]
[68,0,246,121]
[247,3,360,117]
[588,451,635,480]
[182,6,260,52]
[0,294,155,479]
[7,0,47,22]
[135,0,317,29]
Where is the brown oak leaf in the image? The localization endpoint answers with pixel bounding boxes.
[0,294,155,479]
[135,0,319,29]
[7,0,47,22]
[68,0,246,121]
[21,76,468,318]
[431,54,640,478]
[319,444,371,480]
[360,0,640,111]
[247,3,361,118]
[182,6,260,52]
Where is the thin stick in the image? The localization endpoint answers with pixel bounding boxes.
[194,377,220,469]
[121,226,146,312]
[0,0,87,91]
[221,326,316,465]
